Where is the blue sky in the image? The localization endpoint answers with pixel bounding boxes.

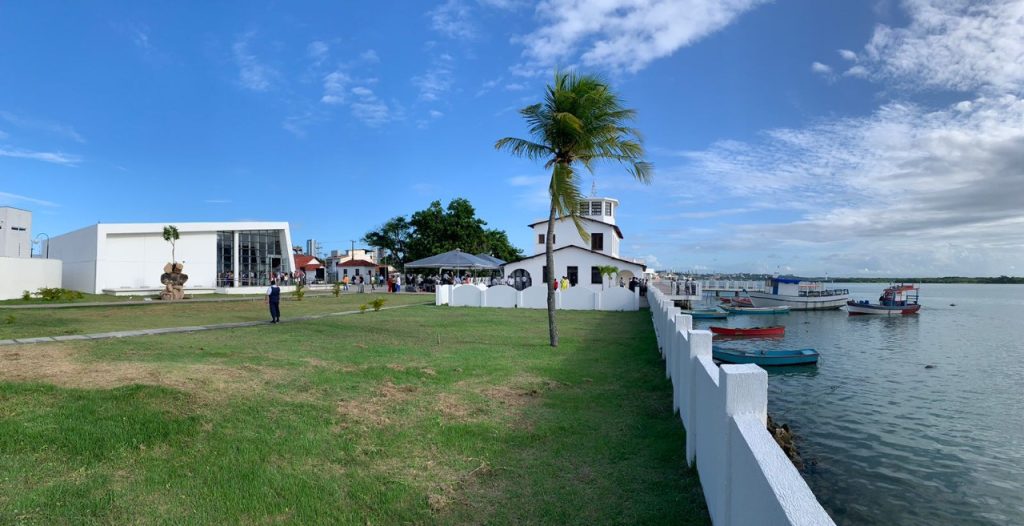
[2,1,1021,276]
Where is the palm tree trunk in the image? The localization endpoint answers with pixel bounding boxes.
[545,202,558,347]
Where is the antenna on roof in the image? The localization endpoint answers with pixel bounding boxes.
[590,179,597,197]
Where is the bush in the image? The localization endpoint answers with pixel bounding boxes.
[293,281,305,301]
[36,287,84,302]
[359,304,368,314]
[370,298,386,312]
[21,290,31,301]
[3,314,14,325]
[332,282,341,297]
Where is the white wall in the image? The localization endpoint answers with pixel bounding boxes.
[0,257,62,300]
[437,284,639,311]
[531,218,621,257]
[46,224,99,293]
[649,286,836,526]
[98,230,217,291]
[503,246,643,293]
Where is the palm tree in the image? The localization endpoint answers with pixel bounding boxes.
[162,225,180,264]
[599,265,619,290]
[496,71,651,347]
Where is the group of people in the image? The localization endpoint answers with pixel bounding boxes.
[218,270,299,287]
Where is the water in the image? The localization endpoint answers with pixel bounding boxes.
[696,284,1024,525]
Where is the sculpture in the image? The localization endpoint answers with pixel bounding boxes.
[160,262,189,300]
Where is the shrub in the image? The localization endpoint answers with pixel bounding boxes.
[332,282,341,297]
[21,290,31,301]
[293,281,306,301]
[359,304,368,314]
[36,287,84,302]
[370,298,386,312]
[3,314,14,325]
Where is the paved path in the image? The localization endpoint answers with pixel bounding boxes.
[0,302,430,346]
[0,292,431,310]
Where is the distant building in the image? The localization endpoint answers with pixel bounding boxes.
[326,248,378,281]
[294,254,323,282]
[337,259,380,280]
[306,239,322,258]
[502,197,645,291]
[0,207,62,300]
[46,221,293,294]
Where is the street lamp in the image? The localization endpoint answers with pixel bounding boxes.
[34,233,49,258]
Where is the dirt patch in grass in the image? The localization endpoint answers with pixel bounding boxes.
[334,380,418,428]
[0,344,283,398]
[436,393,472,420]
[477,375,563,408]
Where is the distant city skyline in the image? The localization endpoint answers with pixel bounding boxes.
[2,1,1021,276]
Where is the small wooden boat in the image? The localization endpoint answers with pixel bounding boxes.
[720,297,754,307]
[710,325,785,336]
[712,347,819,366]
[847,284,921,316]
[681,308,729,319]
[720,305,791,315]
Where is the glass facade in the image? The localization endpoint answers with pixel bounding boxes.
[216,230,285,287]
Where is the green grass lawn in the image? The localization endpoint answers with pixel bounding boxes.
[0,293,429,340]
[0,306,709,525]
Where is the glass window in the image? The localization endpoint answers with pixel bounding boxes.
[591,266,602,284]
[591,201,602,215]
[538,234,545,244]
[591,233,604,251]
[604,201,612,216]
[579,202,589,215]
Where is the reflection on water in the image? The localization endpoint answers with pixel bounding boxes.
[696,284,1024,525]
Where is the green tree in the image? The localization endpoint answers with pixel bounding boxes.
[162,225,180,264]
[363,216,412,267]
[496,71,651,347]
[598,265,619,290]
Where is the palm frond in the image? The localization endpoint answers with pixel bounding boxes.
[494,137,553,160]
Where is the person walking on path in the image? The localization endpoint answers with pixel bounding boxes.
[265,279,281,323]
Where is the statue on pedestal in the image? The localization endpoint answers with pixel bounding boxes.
[160,262,189,300]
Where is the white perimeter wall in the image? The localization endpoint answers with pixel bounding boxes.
[99,230,218,292]
[438,284,638,311]
[0,257,62,300]
[45,225,99,294]
[649,286,836,526]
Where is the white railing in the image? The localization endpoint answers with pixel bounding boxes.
[435,284,640,311]
[649,286,835,526]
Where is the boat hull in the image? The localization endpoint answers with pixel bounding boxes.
[681,309,728,319]
[720,305,791,315]
[710,326,785,336]
[747,292,849,310]
[846,301,921,316]
[712,347,819,366]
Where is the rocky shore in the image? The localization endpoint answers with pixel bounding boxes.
[767,414,802,469]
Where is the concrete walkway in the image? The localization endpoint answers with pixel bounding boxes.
[0,302,430,346]
[0,292,431,310]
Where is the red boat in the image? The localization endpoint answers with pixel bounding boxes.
[710,325,786,337]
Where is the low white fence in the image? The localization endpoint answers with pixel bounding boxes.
[649,286,835,525]
[435,284,639,311]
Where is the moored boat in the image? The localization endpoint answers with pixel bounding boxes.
[847,284,921,316]
[745,277,849,310]
[720,305,791,315]
[712,347,819,366]
[681,308,729,319]
[719,297,754,307]
[710,325,785,336]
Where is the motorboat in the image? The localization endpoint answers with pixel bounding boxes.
[847,284,921,316]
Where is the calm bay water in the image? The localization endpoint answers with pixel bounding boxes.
[696,284,1024,525]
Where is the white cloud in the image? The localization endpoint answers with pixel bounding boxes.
[504,82,526,91]
[412,54,455,101]
[0,191,58,207]
[429,110,444,118]
[233,32,276,91]
[321,70,350,104]
[0,111,85,143]
[429,0,477,39]
[351,86,374,97]
[308,41,329,66]
[360,49,380,63]
[858,0,1024,92]
[844,65,869,78]
[837,48,857,61]
[514,0,767,74]
[351,100,396,126]
[0,147,81,166]
[811,62,833,75]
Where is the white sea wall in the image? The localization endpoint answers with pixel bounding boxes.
[435,284,639,311]
[649,286,836,526]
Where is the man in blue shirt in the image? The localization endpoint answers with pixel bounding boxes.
[265,279,281,323]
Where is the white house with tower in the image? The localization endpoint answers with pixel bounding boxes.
[502,197,645,292]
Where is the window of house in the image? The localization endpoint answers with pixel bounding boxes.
[343,269,348,275]
[542,265,549,283]
[538,234,545,244]
[579,202,589,215]
[604,201,612,216]
[591,201,602,215]
[355,269,360,276]
[591,233,604,251]
[591,266,602,284]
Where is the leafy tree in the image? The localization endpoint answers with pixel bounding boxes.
[162,225,180,264]
[363,216,412,267]
[598,265,619,290]
[496,71,651,347]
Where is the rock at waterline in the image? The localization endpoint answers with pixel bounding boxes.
[925,364,936,369]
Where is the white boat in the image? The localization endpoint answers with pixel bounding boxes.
[745,277,849,311]
[846,284,921,316]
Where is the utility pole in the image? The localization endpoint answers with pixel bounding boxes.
[350,239,355,261]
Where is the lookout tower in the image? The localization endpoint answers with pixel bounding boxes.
[577,197,618,226]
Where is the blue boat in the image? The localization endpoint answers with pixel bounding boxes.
[712,346,819,366]
[680,308,729,319]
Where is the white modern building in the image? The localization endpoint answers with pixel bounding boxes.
[0,207,63,300]
[46,221,294,295]
[502,197,645,291]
